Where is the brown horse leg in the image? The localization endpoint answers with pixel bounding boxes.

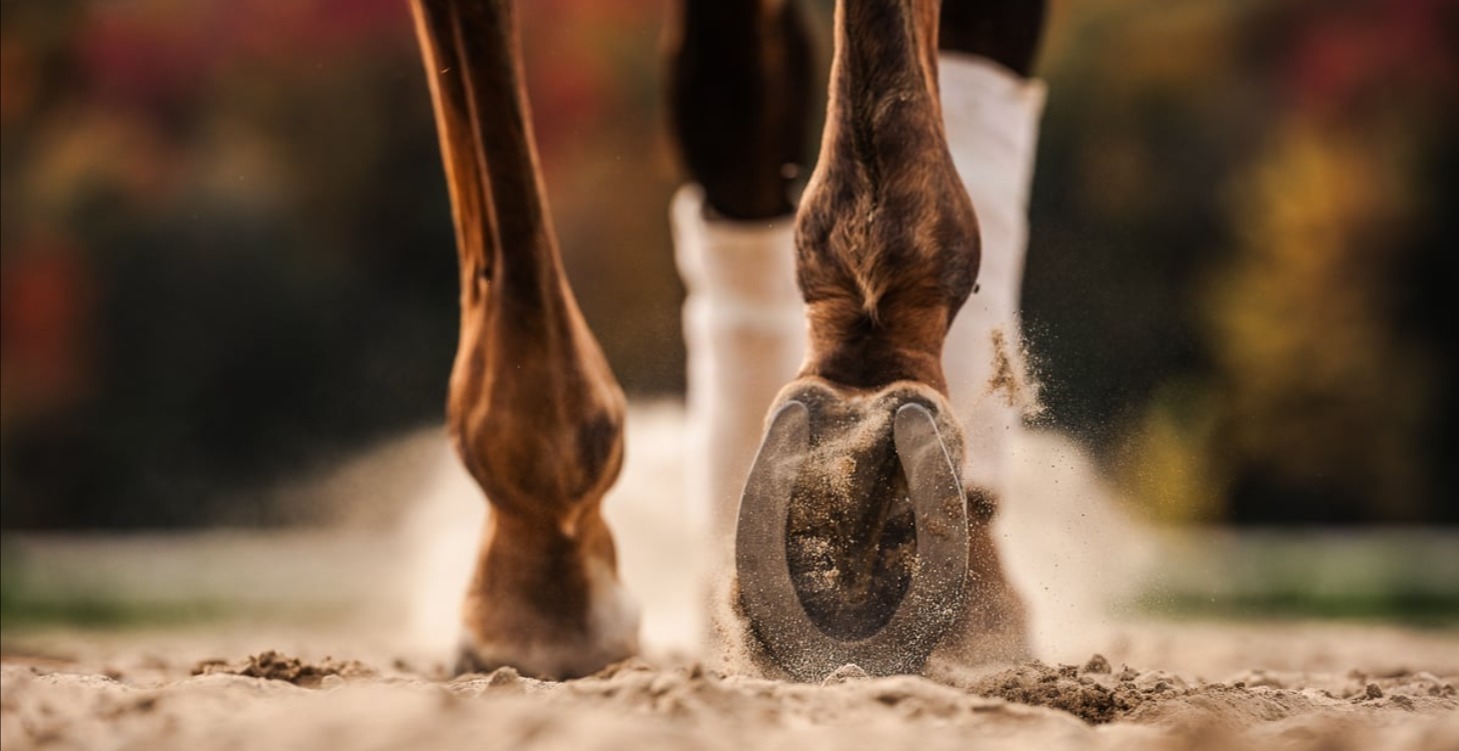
[410,0,637,679]
[735,0,981,680]
[939,0,1046,75]
[737,0,1047,679]
[666,0,814,220]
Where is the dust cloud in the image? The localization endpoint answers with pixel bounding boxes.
[325,400,1149,670]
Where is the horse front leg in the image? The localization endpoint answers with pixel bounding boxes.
[410,0,637,680]
[735,0,1030,680]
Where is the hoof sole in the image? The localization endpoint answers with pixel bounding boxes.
[734,397,970,682]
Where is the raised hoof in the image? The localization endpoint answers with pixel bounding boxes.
[734,389,970,682]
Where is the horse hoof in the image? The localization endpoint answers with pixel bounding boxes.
[734,388,970,682]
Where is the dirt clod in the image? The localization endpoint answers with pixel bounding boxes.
[969,661,1147,724]
[192,651,372,689]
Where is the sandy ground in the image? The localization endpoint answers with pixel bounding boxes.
[3,621,1457,751]
[3,403,1457,749]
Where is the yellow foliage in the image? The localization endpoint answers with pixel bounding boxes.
[1201,119,1431,520]
[1118,381,1226,524]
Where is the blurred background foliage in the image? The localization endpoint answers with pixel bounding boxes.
[1,0,1454,529]
[1027,0,1457,526]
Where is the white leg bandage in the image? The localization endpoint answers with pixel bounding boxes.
[938,52,1047,501]
[672,185,805,542]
